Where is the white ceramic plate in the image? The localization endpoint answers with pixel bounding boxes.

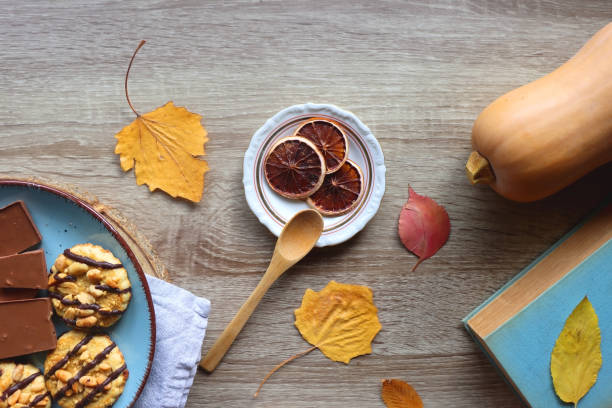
[243,103,385,247]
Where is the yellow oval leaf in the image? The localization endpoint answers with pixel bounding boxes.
[294,280,382,364]
[551,296,602,406]
[381,379,423,408]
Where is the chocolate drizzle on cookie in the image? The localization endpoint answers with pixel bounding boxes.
[53,341,118,401]
[63,249,123,270]
[48,271,77,287]
[0,371,42,401]
[49,292,125,316]
[26,391,50,407]
[74,364,127,408]
[45,334,94,378]
[94,284,132,294]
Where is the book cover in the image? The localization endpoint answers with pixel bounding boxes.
[464,204,612,407]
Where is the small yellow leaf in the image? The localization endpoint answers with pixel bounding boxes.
[115,101,209,202]
[255,281,382,398]
[294,280,382,363]
[551,296,602,406]
[381,379,423,408]
[115,41,209,202]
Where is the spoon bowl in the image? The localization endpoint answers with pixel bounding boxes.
[276,209,325,262]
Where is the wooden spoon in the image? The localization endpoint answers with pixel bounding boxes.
[200,209,324,372]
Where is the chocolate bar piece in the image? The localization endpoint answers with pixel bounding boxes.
[0,288,39,302]
[0,249,48,289]
[0,201,42,256]
[0,298,57,359]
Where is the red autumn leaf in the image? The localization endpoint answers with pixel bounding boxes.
[398,187,450,271]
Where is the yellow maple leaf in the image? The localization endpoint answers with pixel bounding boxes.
[294,280,382,363]
[114,41,209,202]
[381,379,423,408]
[551,296,602,407]
[254,281,381,397]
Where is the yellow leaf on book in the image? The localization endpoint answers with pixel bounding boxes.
[381,379,423,408]
[115,41,209,202]
[551,296,602,407]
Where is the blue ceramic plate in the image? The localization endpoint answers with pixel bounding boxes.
[0,180,155,408]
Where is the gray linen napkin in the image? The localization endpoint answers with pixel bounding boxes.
[134,275,211,408]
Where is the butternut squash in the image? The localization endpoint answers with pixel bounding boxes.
[466,23,612,202]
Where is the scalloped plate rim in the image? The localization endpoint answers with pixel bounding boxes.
[243,103,386,247]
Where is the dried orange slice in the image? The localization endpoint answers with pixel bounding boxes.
[294,118,348,174]
[264,136,326,199]
[307,160,363,216]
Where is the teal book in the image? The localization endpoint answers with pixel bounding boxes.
[464,204,612,407]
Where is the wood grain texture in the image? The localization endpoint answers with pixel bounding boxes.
[1,1,611,406]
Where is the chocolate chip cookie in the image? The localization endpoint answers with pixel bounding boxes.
[48,244,132,329]
[44,331,128,408]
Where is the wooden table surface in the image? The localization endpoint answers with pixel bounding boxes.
[2,1,612,407]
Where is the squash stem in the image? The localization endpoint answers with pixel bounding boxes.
[466,151,495,185]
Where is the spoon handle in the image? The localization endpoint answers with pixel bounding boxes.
[199,256,293,372]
